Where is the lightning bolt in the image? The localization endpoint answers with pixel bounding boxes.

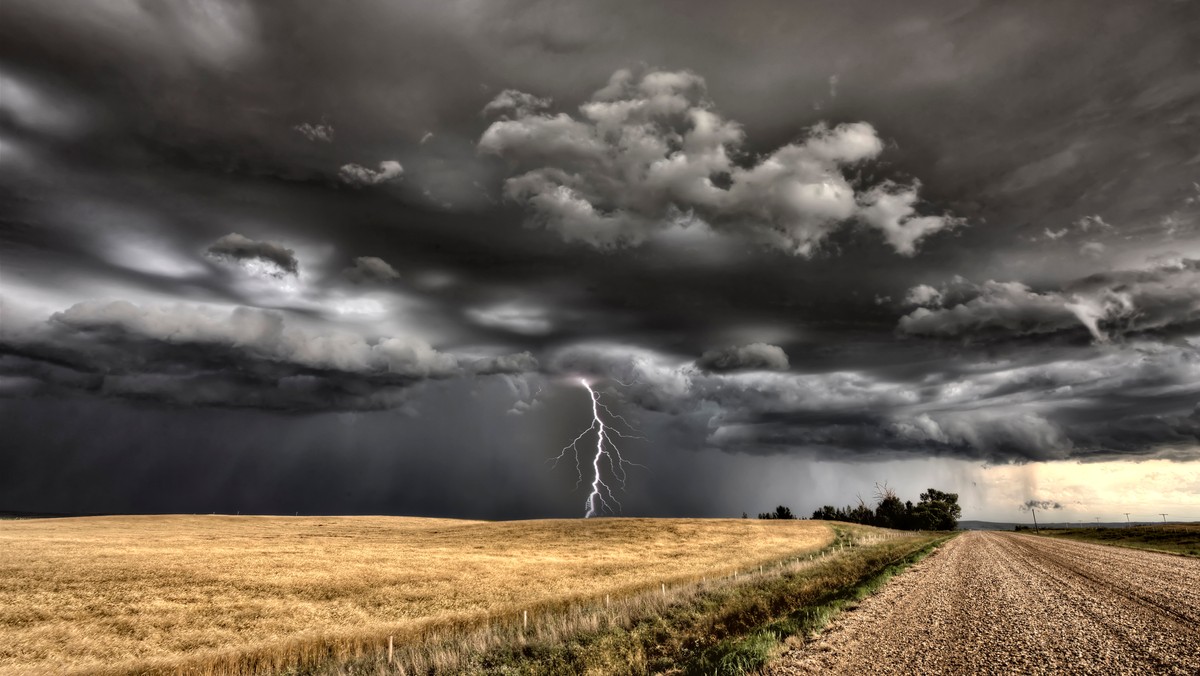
[551,378,643,517]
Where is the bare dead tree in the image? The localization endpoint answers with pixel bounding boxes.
[873,481,898,504]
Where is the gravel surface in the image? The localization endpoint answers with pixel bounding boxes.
[766,531,1200,675]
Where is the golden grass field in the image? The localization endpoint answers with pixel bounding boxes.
[0,515,833,675]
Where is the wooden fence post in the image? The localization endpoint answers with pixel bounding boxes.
[388,636,394,665]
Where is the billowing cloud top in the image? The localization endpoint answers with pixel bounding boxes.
[479,68,959,255]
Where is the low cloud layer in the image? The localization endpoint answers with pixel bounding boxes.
[1,300,536,411]
[480,68,958,255]
[547,341,1200,463]
[899,259,1200,342]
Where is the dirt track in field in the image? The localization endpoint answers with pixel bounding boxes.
[767,531,1200,675]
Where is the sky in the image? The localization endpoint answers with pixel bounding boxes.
[2,0,1200,523]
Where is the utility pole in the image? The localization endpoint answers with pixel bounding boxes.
[1094,517,1101,529]
[1031,507,1039,534]
[1124,513,1131,528]
[1160,513,1169,525]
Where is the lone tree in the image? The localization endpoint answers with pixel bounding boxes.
[910,488,962,530]
[758,505,796,520]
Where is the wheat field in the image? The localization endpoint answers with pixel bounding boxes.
[0,515,832,675]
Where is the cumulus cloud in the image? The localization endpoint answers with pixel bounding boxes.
[695,343,789,372]
[0,300,537,411]
[898,259,1200,342]
[344,256,400,283]
[481,89,552,118]
[205,233,299,277]
[339,160,404,186]
[293,122,334,142]
[858,181,963,256]
[478,68,957,255]
[903,284,943,307]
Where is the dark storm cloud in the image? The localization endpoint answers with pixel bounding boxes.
[696,343,790,372]
[898,259,1200,342]
[2,0,1200,519]
[206,233,300,277]
[0,300,536,411]
[546,340,1200,463]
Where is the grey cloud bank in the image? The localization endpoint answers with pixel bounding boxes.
[898,259,1200,342]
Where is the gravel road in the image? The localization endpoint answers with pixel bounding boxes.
[766,531,1200,675]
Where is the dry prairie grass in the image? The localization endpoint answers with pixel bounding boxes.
[0,515,832,675]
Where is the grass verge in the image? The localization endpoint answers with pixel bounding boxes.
[691,531,953,675]
[1032,524,1200,557]
[316,527,951,675]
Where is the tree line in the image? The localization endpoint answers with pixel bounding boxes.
[755,483,961,531]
